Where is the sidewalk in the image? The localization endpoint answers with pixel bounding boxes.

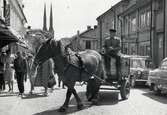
[0,78,63,115]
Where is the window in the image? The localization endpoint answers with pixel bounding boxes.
[140,13,146,28]
[0,0,3,18]
[85,40,91,49]
[146,11,151,27]
[130,15,136,32]
[157,0,164,11]
[140,10,151,28]
[124,16,129,34]
[146,45,150,56]
[111,19,115,29]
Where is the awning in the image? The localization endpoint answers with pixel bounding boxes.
[0,26,19,48]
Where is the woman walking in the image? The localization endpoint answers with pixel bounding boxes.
[30,59,55,96]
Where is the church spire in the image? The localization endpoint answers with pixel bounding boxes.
[49,3,54,37]
[43,3,47,31]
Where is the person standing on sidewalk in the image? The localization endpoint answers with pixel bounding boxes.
[14,52,27,97]
[0,51,6,92]
[4,49,15,92]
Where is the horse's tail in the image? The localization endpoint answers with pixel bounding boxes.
[96,55,105,80]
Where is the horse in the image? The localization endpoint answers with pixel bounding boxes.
[30,38,104,112]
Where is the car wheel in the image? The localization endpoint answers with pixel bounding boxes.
[120,80,130,100]
[153,84,161,95]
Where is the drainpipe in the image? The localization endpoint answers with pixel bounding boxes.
[163,0,166,58]
[113,8,116,30]
[150,0,153,59]
[99,19,103,51]
[118,16,123,52]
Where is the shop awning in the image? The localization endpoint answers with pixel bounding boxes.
[0,26,19,48]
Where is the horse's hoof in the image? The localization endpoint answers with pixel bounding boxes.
[58,106,67,112]
[91,99,98,105]
[77,103,84,110]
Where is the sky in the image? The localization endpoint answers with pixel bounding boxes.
[23,0,121,39]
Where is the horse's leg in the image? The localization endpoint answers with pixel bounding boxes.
[29,77,34,94]
[58,76,61,87]
[72,88,83,110]
[59,87,72,112]
[87,79,101,105]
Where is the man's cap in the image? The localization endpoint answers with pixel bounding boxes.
[109,29,116,32]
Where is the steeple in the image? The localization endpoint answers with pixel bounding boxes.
[43,3,47,31]
[49,3,54,37]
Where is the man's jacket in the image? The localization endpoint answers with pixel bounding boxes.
[14,57,27,74]
[104,37,121,55]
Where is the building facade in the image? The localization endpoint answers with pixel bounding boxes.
[79,26,99,51]
[96,0,166,67]
[97,1,124,51]
[70,25,99,51]
[0,0,27,53]
[120,0,165,67]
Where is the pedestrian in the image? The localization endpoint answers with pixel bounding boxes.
[14,52,27,97]
[30,59,55,96]
[4,49,15,92]
[22,52,28,82]
[26,55,34,93]
[0,51,6,92]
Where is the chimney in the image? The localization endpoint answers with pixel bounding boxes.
[94,25,97,29]
[87,26,91,30]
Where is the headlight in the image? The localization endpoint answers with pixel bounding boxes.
[137,71,141,75]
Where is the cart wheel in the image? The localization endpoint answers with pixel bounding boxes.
[153,84,161,95]
[120,80,130,100]
[86,79,100,101]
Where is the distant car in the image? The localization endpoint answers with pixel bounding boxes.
[148,58,167,94]
[128,56,151,87]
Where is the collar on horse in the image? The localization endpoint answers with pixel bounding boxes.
[64,48,85,82]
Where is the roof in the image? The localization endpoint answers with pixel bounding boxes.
[96,1,123,20]
[0,26,19,48]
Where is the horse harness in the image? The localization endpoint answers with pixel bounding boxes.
[63,50,105,83]
[63,51,86,82]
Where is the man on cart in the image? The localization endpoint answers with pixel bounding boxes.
[103,29,121,80]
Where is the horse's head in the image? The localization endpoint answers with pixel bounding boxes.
[34,39,54,65]
[30,39,58,76]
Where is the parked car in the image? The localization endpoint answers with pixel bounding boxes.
[148,58,167,94]
[128,55,151,87]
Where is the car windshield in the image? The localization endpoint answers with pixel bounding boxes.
[160,61,167,69]
[130,59,145,68]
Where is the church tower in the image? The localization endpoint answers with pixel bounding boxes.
[43,3,47,31]
[49,3,54,37]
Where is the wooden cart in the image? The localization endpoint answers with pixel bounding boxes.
[86,54,131,100]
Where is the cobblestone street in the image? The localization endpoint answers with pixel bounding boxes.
[0,78,167,115]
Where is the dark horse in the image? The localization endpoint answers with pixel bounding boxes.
[30,39,104,112]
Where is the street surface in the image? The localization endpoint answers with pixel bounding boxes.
[0,78,167,115]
